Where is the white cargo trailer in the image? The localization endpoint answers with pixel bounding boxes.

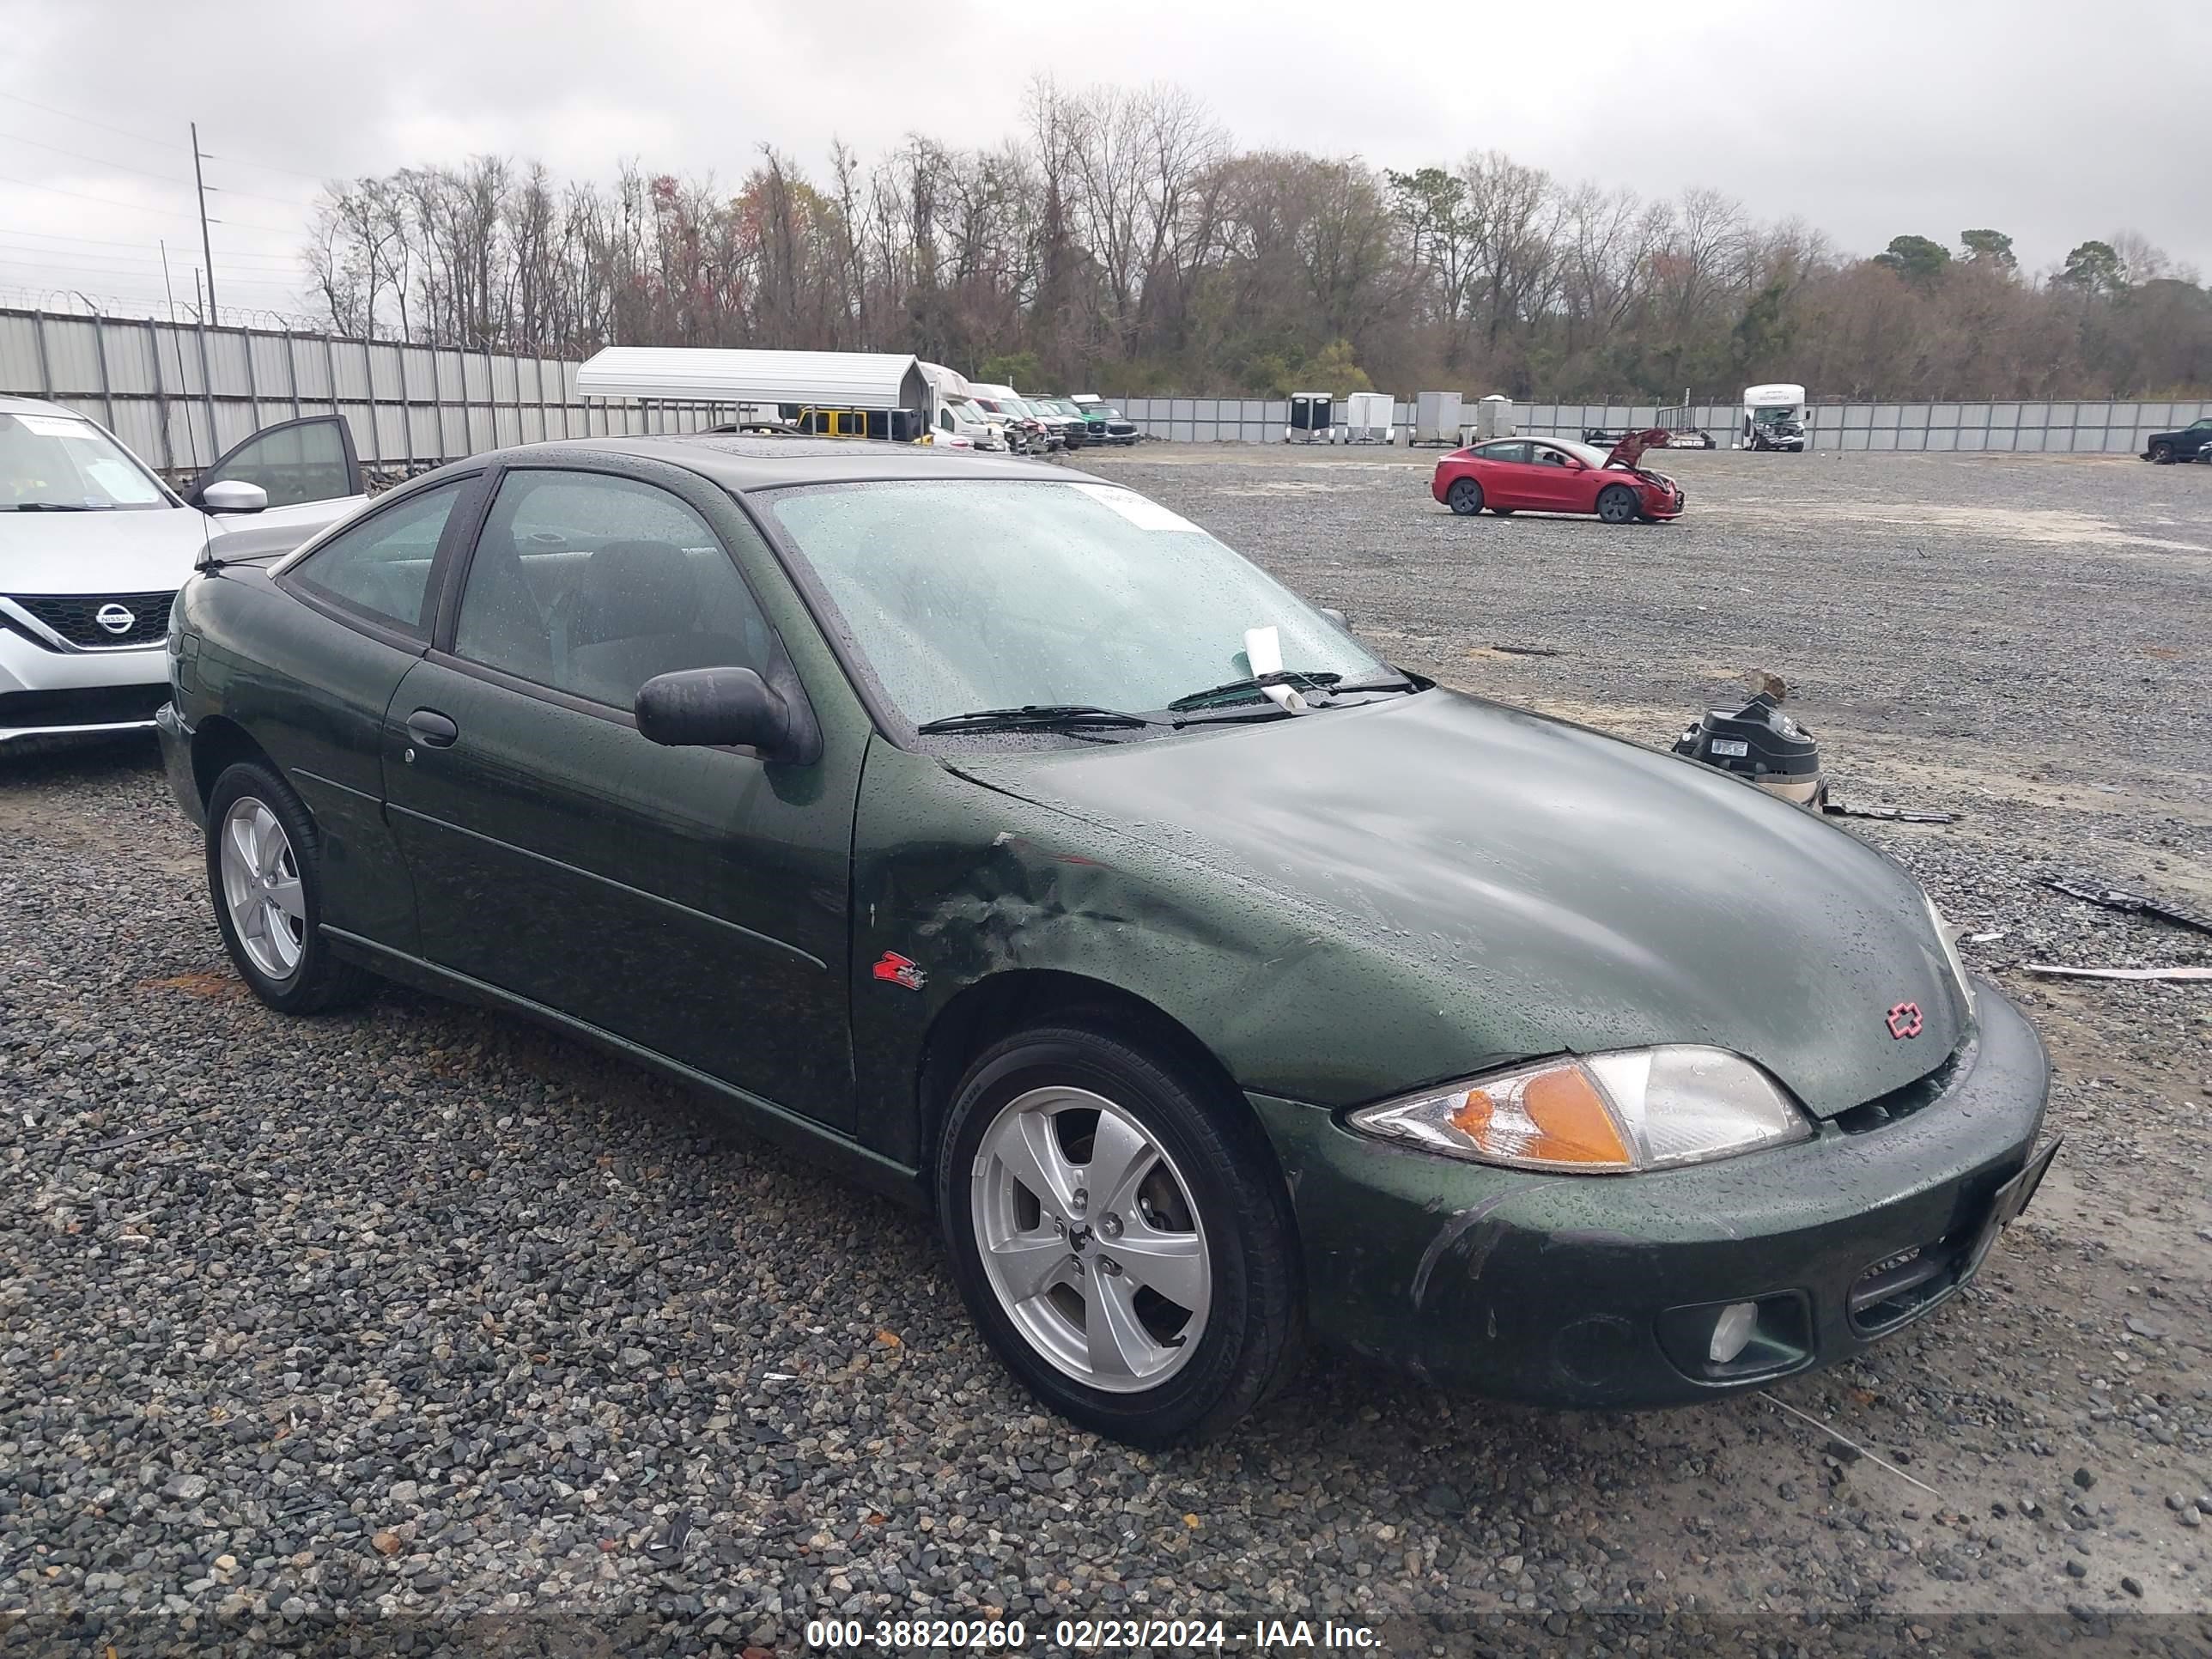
[1340,392,1395,444]
[1413,391,1463,446]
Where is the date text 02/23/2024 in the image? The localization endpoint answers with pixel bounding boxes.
[805,1617,1383,1650]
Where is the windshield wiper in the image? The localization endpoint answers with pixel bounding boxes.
[915,703,1158,735]
[1168,670,1342,712]
[6,501,109,512]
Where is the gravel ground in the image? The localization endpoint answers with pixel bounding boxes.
[3,447,2209,1656]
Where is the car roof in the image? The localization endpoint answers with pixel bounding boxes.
[1,394,86,419]
[442,433,1103,492]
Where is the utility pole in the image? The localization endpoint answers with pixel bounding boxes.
[191,121,218,317]
[160,240,179,325]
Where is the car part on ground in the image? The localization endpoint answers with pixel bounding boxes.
[1822,800,1959,824]
[157,432,2051,1441]
[2043,877,2212,935]
[1672,690,1825,807]
[2025,963,2212,981]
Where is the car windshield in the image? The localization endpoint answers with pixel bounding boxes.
[767,478,1389,729]
[1558,440,1611,467]
[0,410,171,511]
[1751,406,1799,425]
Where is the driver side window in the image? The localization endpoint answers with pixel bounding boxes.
[451,469,776,713]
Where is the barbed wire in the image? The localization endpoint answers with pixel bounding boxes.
[0,283,325,331]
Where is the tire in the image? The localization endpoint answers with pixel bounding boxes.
[1490,507,1516,516]
[1596,484,1640,525]
[1445,477,1485,515]
[2149,441,2174,465]
[205,760,373,1014]
[937,1019,1303,1446]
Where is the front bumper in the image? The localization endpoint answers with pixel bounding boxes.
[0,629,168,745]
[155,701,205,830]
[1251,979,2050,1407]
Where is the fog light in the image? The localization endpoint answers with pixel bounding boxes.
[1708,1301,1759,1364]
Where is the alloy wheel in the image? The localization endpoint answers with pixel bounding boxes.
[218,795,306,979]
[970,1085,1212,1392]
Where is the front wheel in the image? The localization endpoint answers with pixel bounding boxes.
[2149,441,2174,464]
[1445,477,1485,515]
[1595,484,1640,524]
[206,761,372,1014]
[938,1021,1303,1446]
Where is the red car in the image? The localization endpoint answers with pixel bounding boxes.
[1431,429,1684,524]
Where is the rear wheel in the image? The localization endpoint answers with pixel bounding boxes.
[1445,477,1485,515]
[1596,484,1640,525]
[206,761,372,1014]
[2149,441,2174,464]
[938,1020,1303,1446]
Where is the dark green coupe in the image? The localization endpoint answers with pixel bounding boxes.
[158,436,2054,1445]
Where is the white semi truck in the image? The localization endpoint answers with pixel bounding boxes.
[1741,384,1808,451]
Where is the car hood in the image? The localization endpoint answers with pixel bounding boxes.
[1604,428,1672,468]
[0,503,214,594]
[954,690,1966,1115]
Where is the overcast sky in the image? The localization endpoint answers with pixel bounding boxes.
[2,1,2205,323]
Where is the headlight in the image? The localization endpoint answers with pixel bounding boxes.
[1923,894,1977,1014]
[1347,1047,1811,1174]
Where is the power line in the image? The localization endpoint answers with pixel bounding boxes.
[0,90,175,149]
[204,149,337,185]
[0,253,302,287]
[0,168,306,235]
[0,90,334,190]
[0,170,205,222]
[0,240,307,276]
[0,227,305,262]
[0,130,325,209]
[0,128,199,186]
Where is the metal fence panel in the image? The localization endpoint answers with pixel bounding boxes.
[11,309,2206,475]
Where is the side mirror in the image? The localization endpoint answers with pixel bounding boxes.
[1316,606,1351,632]
[635,666,805,758]
[200,479,269,514]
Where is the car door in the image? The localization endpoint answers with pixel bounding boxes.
[252,471,487,952]
[191,416,369,559]
[378,460,864,1127]
[1468,441,1534,507]
[1521,443,1589,512]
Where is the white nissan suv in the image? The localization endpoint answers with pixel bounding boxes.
[0,398,368,749]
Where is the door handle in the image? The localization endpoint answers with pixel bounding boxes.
[405,708,459,748]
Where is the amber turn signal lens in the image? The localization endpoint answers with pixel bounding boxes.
[1445,1065,1632,1170]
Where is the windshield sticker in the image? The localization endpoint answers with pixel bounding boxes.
[9,413,94,438]
[1066,482,1201,534]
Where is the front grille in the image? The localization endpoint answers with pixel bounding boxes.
[6,591,175,648]
[0,684,169,731]
[1832,1042,1967,1135]
[1848,1235,1970,1334]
